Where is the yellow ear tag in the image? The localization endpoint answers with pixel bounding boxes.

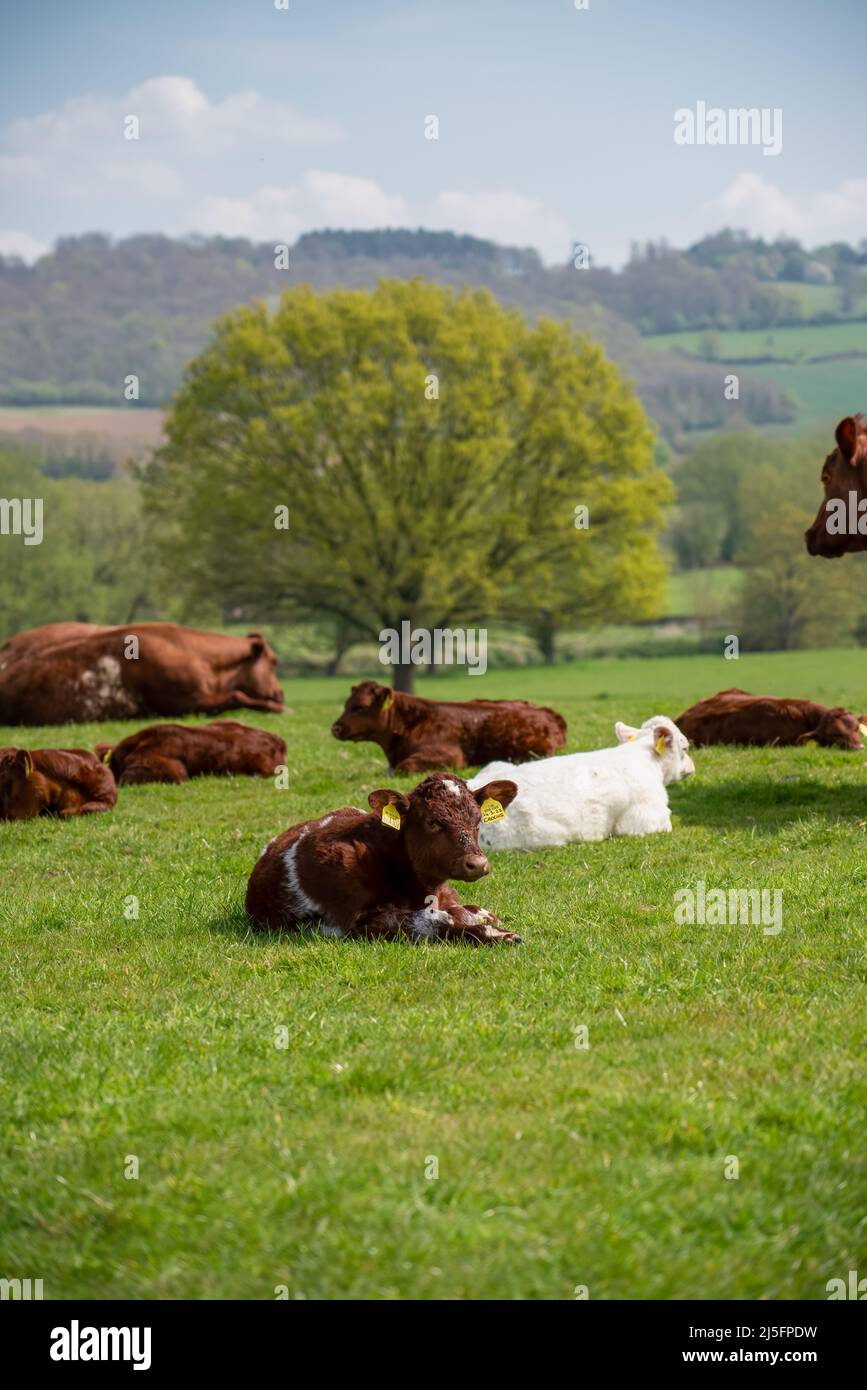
[803,739,817,748]
[23,752,33,778]
[381,693,392,712]
[102,749,112,765]
[859,724,867,737]
[481,797,506,824]
[627,734,637,742]
[655,733,666,756]
[381,803,401,829]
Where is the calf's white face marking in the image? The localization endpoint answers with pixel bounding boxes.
[443,779,462,797]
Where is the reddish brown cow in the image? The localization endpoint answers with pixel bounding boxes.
[331,680,567,772]
[675,689,865,749]
[246,771,521,944]
[0,622,284,725]
[806,414,867,558]
[0,747,117,820]
[96,720,287,785]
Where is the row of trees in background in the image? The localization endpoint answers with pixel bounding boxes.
[2,227,856,440]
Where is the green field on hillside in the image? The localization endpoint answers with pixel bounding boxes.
[1,652,865,1298]
[645,320,867,362]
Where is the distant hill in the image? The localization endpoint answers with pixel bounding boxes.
[2,226,865,444]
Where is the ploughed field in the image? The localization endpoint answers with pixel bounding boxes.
[0,650,865,1299]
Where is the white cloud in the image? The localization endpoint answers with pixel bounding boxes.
[0,76,343,209]
[188,172,409,242]
[0,229,49,263]
[714,172,867,246]
[0,77,621,266]
[430,190,570,263]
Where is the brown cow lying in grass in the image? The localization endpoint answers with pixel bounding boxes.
[246,771,521,944]
[806,414,867,558]
[675,689,866,749]
[331,680,566,772]
[0,622,284,725]
[96,720,287,785]
[0,747,117,820]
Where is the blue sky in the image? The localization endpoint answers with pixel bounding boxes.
[1,0,865,265]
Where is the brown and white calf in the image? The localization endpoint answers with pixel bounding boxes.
[96,720,287,785]
[331,680,567,772]
[245,772,521,944]
[0,747,117,820]
[675,689,865,749]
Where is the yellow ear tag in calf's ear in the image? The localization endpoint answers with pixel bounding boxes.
[655,733,667,756]
[381,693,392,712]
[627,734,637,742]
[481,797,506,824]
[381,803,401,830]
[102,749,112,765]
[859,724,867,737]
[23,753,33,777]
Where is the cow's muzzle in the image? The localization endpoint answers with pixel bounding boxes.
[462,854,490,881]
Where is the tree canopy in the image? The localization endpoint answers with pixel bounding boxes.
[143,279,672,687]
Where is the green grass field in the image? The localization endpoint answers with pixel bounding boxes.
[644,320,867,362]
[2,652,866,1299]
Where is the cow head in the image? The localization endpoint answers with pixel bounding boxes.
[0,749,44,820]
[332,681,393,743]
[237,632,284,708]
[615,715,696,783]
[805,415,867,558]
[795,707,865,750]
[369,772,518,885]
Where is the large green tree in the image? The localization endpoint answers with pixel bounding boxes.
[143,280,671,689]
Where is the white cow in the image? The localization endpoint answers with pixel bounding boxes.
[468,715,695,850]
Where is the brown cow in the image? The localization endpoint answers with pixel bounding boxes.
[96,720,287,785]
[246,771,521,944]
[331,680,567,772]
[0,623,284,725]
[0,747,117,820]
[675,688,865,749]
[805,414,867,558]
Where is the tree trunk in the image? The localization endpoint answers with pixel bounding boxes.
[391,660,416,695]
[536,617,557,665]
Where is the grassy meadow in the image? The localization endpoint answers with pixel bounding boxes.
[1,652,865,1299]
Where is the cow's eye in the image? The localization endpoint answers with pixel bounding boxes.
[426,820,442,834]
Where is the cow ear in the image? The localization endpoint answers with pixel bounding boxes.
[615,721,639,743]
[835,417,859,464]
[795,728,819,745]
[376,685,393,709]
[368,788,410,816]
[651,725,672,756]
[473,779,518,811]
[14,749,33,778]
[247,635,265,657]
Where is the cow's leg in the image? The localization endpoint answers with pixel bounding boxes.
[393,745,467,773]
[194,690,284,715]
[118,757,189,785]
